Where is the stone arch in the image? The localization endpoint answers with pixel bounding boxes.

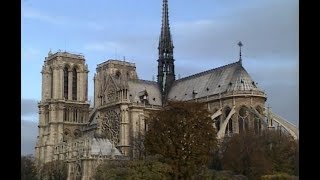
[115,70,121,78]
[254,105,264,134]
[63,63,71,70]
[238,105,250,133]
[63,128,71,142]
[212,108,220,131]
[63,65,70,99]
[224,106,233,134]
[72,67,78,100]
[71,64,81,72]
[74,129,81,139]
[255,105,264,114]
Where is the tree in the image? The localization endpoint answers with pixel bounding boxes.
[221,130,273,179]
[261,129,299,175]
[220,129,298,179]
[21,155,37,180]
[145,101,217,179]
[38,160,68,180]
[131,131,146,160]
[94,156,172,180]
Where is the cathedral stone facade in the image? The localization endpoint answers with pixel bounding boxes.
[35,0,268,179]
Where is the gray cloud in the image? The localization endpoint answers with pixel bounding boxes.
[21,120,38,155]
[21,99,38,116]
[172,0,298,61]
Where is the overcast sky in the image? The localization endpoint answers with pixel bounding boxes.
[21,0,299,155]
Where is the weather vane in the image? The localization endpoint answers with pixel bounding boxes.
[238,41,243,63]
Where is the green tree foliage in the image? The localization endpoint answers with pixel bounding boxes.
[94,156,172,180]
[38,160,68,180]
[145,101,217,179]
[220,129,298,179]
[21,155,37,180]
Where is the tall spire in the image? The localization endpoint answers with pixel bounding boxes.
[238,41,243,64]
[159,0,174,55]
[157,0,175,104]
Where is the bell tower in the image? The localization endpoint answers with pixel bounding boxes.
[35,51,90,165]
[157,0,175,103]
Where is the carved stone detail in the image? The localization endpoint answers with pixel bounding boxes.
[101,110,120,145]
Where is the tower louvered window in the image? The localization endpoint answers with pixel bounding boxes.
[63,67,68,99]
[72,68,77,100]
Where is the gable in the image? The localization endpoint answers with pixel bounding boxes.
[128,79,162,106]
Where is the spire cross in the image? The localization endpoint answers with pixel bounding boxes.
[238,41,243,62]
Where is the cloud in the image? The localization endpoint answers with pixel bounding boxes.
[248,63,299,125]
[21,99,38,116]
[22,7,66,25]
[172,0,298,61]
[84,41,120,52]
[22,7,106,32]
[82,0,298,74]
[21,120,38,155]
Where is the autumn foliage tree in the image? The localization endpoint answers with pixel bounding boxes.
[220,128,298,179]
[145,101,217,179]
[221,130,273,179]
[262,129,299,175]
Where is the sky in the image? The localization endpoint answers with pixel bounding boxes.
[21,0,299,155]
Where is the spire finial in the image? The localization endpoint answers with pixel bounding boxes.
[238,41,243,63]
[159,0,173,54]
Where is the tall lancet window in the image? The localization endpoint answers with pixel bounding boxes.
[72,68,77,100]
[50,67,53,98]
[63,67,68,99]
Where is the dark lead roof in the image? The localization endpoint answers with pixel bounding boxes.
[168,61,264,101]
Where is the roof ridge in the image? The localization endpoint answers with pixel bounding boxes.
[130,79,158,84]
[175,61,240,83]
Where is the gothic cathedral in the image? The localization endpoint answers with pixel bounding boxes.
[35,0,278,179]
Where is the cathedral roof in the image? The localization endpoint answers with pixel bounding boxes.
[168,61,264,101]
[128,79,162,106]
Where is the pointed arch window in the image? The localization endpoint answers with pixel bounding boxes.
[64,108,68,122]
[72,68,77,100]
[63,67,68,99]
[239,106,249,133]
